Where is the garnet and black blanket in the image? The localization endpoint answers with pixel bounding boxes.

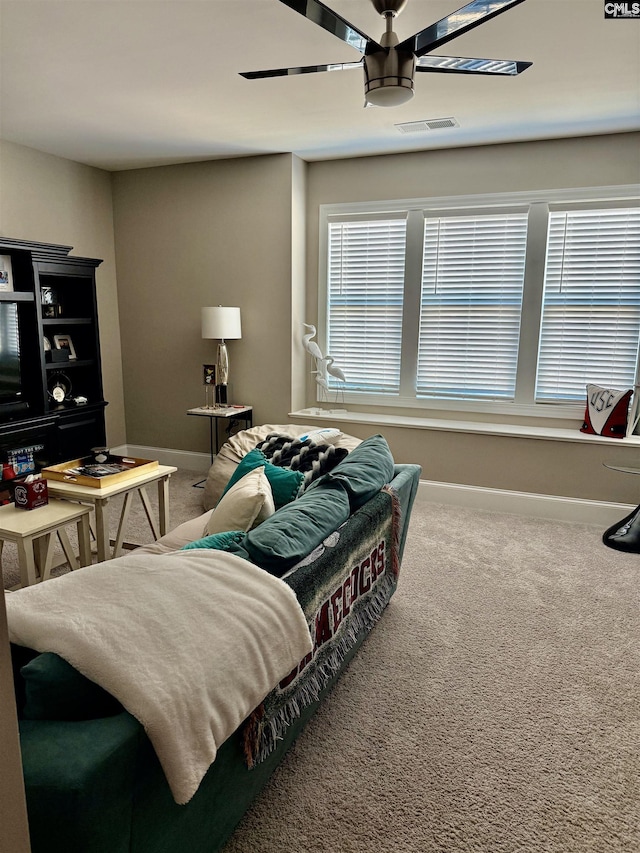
[244,486,400,767]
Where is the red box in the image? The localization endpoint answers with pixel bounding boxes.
[14,477,49,510]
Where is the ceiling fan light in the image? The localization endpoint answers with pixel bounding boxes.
[365,83,414,106]
[364,47,415,107]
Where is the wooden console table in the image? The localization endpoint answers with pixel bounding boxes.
[46,464,177,563]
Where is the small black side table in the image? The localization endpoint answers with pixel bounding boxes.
[602,463,640,553]
[187,405,253,465]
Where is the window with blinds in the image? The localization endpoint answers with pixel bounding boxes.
[418,212,528,399]
[327,218,406,394]
[536,207,640,401]
[320,191,640,415]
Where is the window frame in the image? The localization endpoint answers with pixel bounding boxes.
[317,185,640,421]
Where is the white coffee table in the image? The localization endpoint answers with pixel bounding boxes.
[0,500,92,588]
[46,464,178,563]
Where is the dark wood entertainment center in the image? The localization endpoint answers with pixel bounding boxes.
[0,237,106,498]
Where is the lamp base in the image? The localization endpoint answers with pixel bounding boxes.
[215,384,228,406]
[216,340,229,385]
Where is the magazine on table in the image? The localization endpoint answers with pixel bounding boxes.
[63,463,132,478]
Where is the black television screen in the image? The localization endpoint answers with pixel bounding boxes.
[0,301,23,403]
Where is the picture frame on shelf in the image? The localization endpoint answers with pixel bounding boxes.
[203,363,216,409]
[43,303,63,318]
[41,287,62,318]
[0,255,13,292]
[53,333,77,360]
[41,285,58,305]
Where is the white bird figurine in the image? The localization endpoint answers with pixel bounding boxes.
[303,323,328,405]
[302,323,324,362]
[323,355,346,404]
[324,355,346,383]
[312,370,330,402]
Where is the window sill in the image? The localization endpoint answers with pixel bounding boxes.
[289,408,640,447]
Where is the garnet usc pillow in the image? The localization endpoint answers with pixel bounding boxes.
[581,384,632,439]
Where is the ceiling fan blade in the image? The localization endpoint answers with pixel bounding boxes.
[416,55,532,75]
[276,0,381,54]
[398,0,529,58]
[240,61,362,80]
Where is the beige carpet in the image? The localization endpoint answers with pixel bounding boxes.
[3,473,639,852]
[223,491,640,853]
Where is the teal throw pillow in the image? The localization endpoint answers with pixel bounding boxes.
[21,652,123,721]
[223,448,304,510]
[306,434,395,510]
[181,530,247,551]
[243,480,350,577]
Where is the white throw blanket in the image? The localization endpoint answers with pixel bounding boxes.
[6,549,312,804]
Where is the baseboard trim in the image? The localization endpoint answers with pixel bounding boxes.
[112,444,211,472]
[114,444,632,526]
[418,479,634,526]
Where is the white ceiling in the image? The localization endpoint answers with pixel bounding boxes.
[0,0,639,172]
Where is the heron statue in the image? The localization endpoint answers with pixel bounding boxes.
[302,324,323,362]
[303,323,326,403]
[311,370,330,403]
[303,325,347,407]
[323,356,347,405]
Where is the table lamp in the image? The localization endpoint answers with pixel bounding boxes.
[201,306,242,406]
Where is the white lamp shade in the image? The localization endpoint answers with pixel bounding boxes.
[201,306,242,340]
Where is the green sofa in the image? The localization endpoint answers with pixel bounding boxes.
[10,431,421,853]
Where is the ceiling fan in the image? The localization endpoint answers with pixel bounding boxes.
[240,0,532,107]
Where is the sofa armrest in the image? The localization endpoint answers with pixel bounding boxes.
[21,712,142,853]
[389,464,422,561]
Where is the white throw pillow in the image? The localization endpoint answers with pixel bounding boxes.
[296,427,342,445]
[204,466,275,536]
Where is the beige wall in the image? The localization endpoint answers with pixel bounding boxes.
[301,133,640,503]
[0,140,126,446]
[112,153,305,452]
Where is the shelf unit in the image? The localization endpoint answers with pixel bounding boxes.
[0,238,107,501]
[37,258,104,409]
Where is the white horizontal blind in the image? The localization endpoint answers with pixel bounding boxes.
[536,207,640,401]
[417,212,528,399]
[327,218,406,394]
